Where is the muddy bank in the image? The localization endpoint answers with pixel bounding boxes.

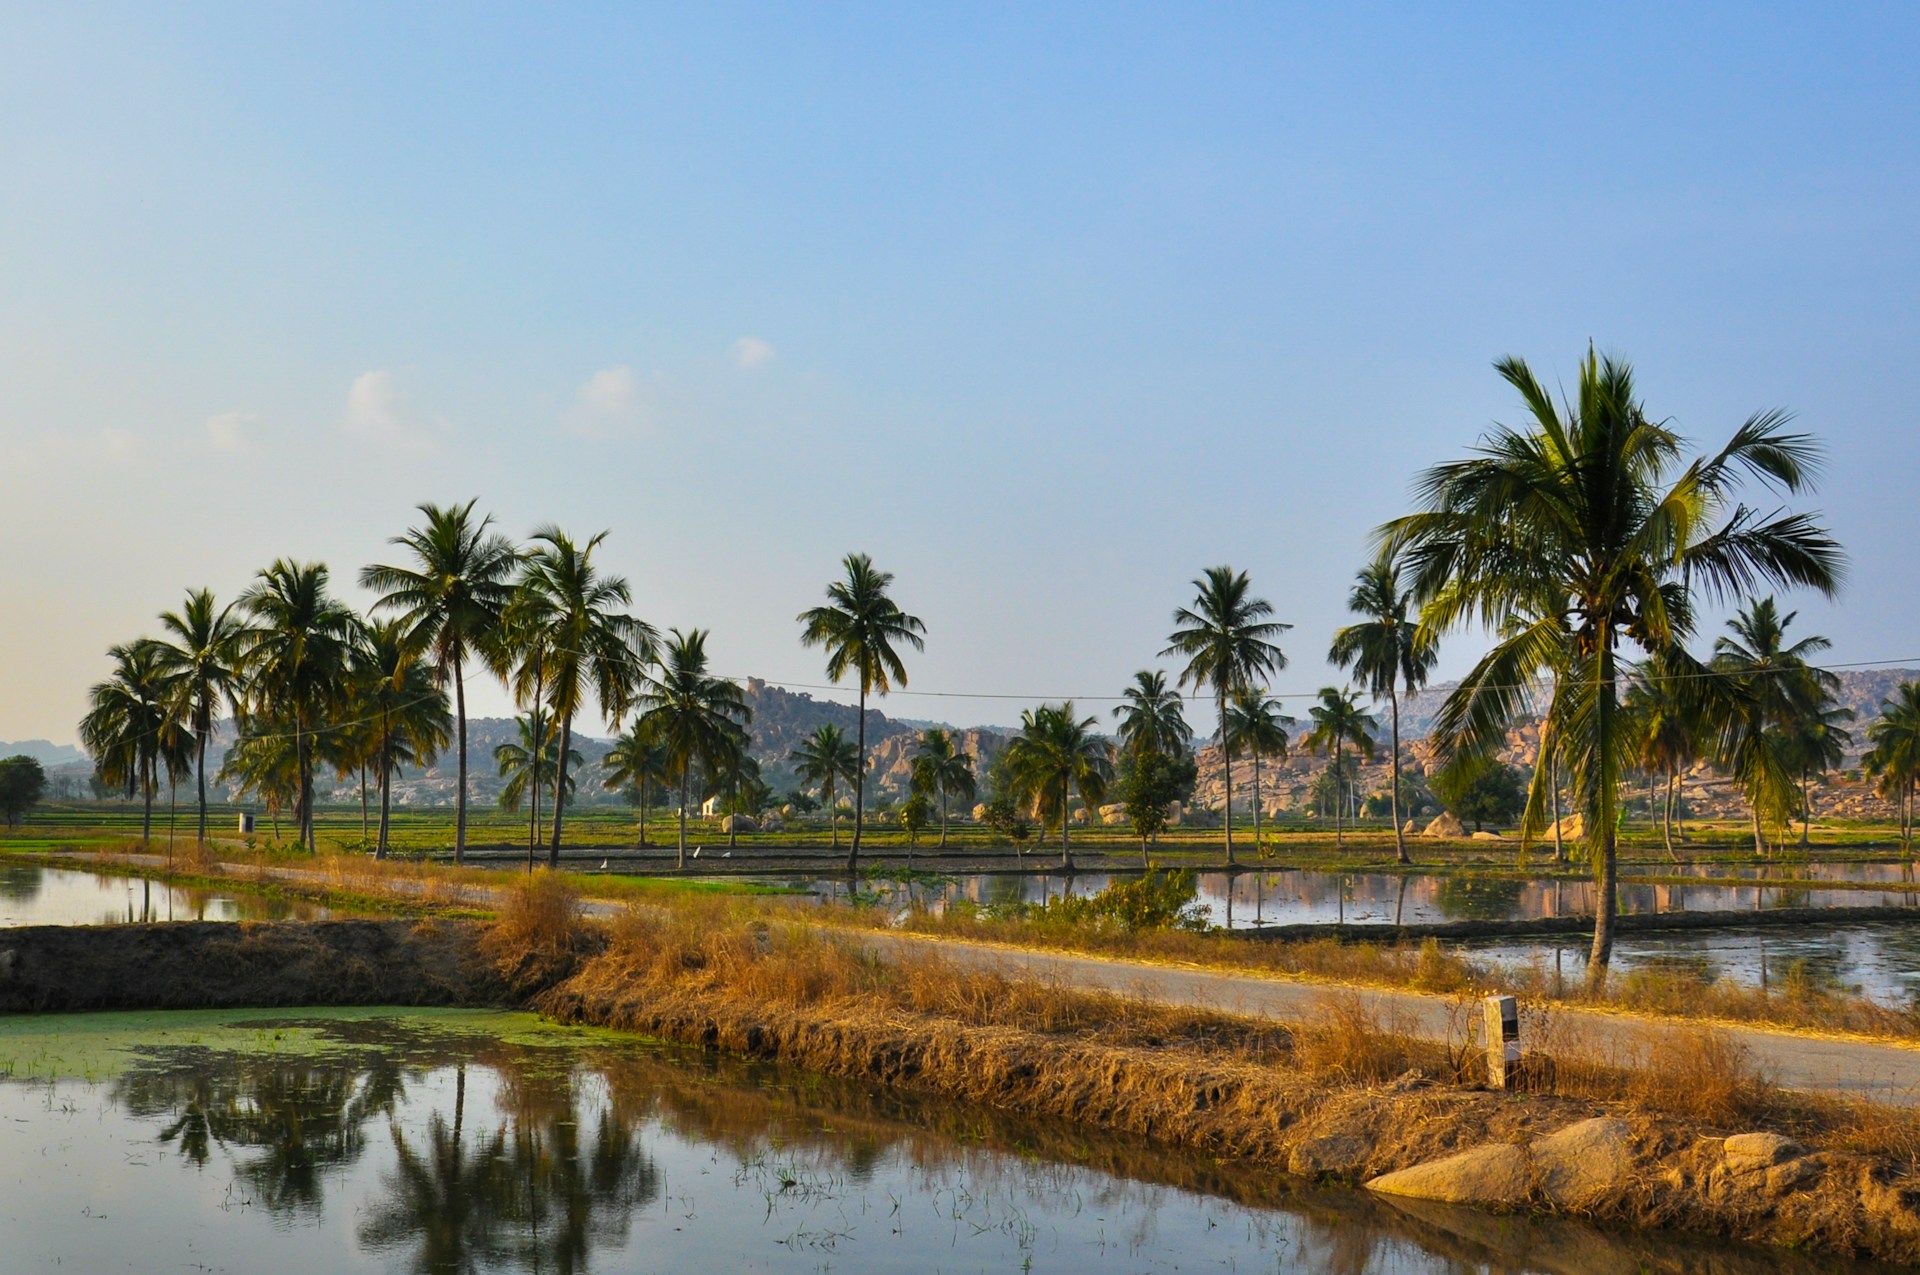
[0,919,507,1012]
[1237,903,1920,943]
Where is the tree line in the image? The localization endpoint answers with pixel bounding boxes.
[74,349,1920,988]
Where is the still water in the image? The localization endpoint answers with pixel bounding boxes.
[0,1007,1881,1273]
[0,862,333,926]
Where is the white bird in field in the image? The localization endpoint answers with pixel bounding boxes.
[599,859,608,870]
[692,846,701,859]
[722,851,731,858]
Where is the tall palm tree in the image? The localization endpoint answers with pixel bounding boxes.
[1223,687,1292,854]
[910,728,978,848]
[1710,598,1837,855]
[361,501,521,864]
[710,745,763,849]
[1303,687,1376,849]
[797,553,926,873]
[235,561,360,852]
[1328,561,1437,864]
[515,527,657,867]
[1624,649,1704,859]
[634,629,750,869]
[1865,683,1920,856]
[1112,670,1193,758]
[352,619,451,858]
[1788,700,1854,848]
[80,642,176,842]
[788,723,860,849]
[493,709,579,853]
[1162,566,1289,864]
[150,589,250,846]
[1003,702,1113,869]
[217,721,300,842]
[1379,348,1842,988]
[603,723,672,850]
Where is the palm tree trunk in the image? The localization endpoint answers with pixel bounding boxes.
[1586,633,1619,993]
[1663,769,1677,861]
[195,718,209,845]
[1751,803,1767,858]
[454,660,469,865]
[548,712,574,868]
[1060,782,1072,870]
[851,686,867,875]
[1550,748,1565,864]
[377,753,392,860]
[1333,739,1345,849]
[1251,749,1262,853]
[939,791,948,848]
[1800,765,1812,848]
[141,758,154,843]
[829,780,839,849]
[1390,687,1408,864]
[360,762,370,844]
[677,770,690,869]
[1220,689,1234,866]
[638,777,648,849]
[296,723,313,852]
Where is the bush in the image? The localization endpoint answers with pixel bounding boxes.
[1039,867,1208,931]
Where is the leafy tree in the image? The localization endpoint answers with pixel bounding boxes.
[361,501,521,864]
[1002,702,1113,869]
[909,728,976,848]
[1112,670,1192,758]
[0,756,47,828]
[1223,686,1292,852]
[1625,648,1705,858]
[900,791,932,846]
[1787,698,1853,848]
[634,629,750,868]
[514,527,657,866]
[1380,348,1842,988]
[978,794,1032,855]
[1429,754,1527,831]
[797,553,925,873]
[1329,560,1437,864]
[788,724,860,849]
[1864,682,1920,856]
[80,642,179,842]
[603,724,672,849]
[1111,746,1197,863]
[1303,687,1377,847]
[150,588,250,845]
[494,708,580,850]
[1162,566,1289,865]
[354,618,451,857]
[1709,598,1838,854]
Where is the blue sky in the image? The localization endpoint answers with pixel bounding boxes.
[3,4,1916,742]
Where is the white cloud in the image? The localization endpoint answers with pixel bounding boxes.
[563,365,658,438]
[730,336,775,370]
[205,411,258,452]
[342,370,448,449]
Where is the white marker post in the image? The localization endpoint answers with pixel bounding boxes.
[1484,994,1519,1089]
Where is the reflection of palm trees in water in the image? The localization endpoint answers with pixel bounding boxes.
[359,1060,660,1274]
[116,1054,406,1216]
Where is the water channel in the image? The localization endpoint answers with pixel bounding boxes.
[0,862,334,927]
[0,1006,1888,1273]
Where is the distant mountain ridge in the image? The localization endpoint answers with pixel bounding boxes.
[0,739,85,767]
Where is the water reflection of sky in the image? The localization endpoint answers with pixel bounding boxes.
[0,1008,1870,1274]
[0,864,331,927]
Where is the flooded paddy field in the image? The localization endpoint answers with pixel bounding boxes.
[0,862,335,927]
[0,1006,1885,1273]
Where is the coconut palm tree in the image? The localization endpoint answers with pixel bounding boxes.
[1379,349,1843,988]
[1112,670,1193,759]
[494,709,579,853]
[1002,702,1113,870]
[1865,683,1920,855]
[633,629,750,869]
[1710,598,1837,855]
[150,589,250,846]
[514,527,657,867]
[1303,687,1376,849]
[910,728,978,849]
[351,619,451,858]
[602,723,671,850]
[361,501,521,864]
[234,561,360,852]
[217,721,300,842]
[1223,687,1292,854]
[1162,566,1289,865]
[1787,700,1854,848]
[80,642,178,842]
[1328,561,1437,864]
[710,744,764,849]
[1624,649,1705,859]
[797,553,926,873]
[788,723,860,849]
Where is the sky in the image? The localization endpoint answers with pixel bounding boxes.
[3,4,1917,744]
